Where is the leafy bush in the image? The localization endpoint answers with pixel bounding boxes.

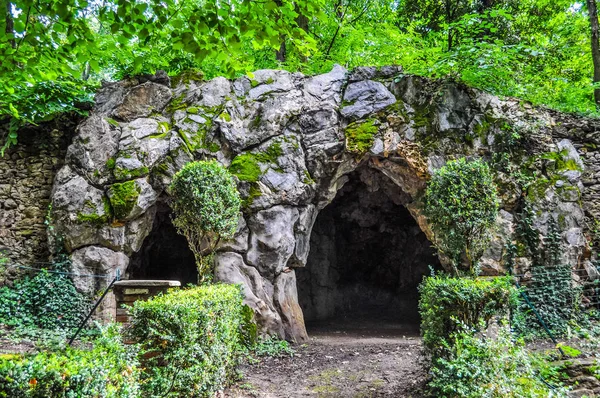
[128,284,248,397]
[0,256,90,331]
[418,274,516,352]
[428,327,568,397]
[252,335,295,358]
[424,158,499,274]
[169,160,241,282]
[0,325,140,398]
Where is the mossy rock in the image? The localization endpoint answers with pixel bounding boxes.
[229,141,283,182]
[76,197,112,226]
[108,181,141,220]
[113,165,149,181]
[344,119,378,154]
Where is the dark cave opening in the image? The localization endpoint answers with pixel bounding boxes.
[128,201,198,285]
[297,167,442,331]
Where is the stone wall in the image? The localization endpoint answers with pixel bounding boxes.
[39,66,600,342]
[0,117,77,277]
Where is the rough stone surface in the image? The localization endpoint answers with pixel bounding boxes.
[71,245,129,319]
[3,65,600,340]
[0,117,79,274]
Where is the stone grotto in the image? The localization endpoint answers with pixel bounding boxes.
[1,64,600,342]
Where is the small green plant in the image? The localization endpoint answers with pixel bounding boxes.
[424,157,500,275]
[418,274,516,353]
[252,335,295,358]
[170,160,241,283]
[128,284,250,397]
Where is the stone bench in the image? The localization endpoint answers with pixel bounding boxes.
[113,280,181,324]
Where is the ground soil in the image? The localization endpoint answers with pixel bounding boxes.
[225,321,428,398]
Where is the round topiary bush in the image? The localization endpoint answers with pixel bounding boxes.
[170,160,241,283]
[424,157,499,275]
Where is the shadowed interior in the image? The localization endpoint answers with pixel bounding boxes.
[297,166,441,329]
[128,201,198,285]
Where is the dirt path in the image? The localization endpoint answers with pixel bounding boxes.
[226,323,428,398]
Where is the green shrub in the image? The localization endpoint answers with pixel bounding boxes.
[428,327,568,397]
[418,274,516,352]
[424,158,499,274]
[0,325,140,398]
[170,160,241,283]
[252,335,295,358]
[0,256,90,331]
[128,284,247,397]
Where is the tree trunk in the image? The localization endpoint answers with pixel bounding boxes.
[276,40,286,62]
[3,1,15,49]
[275,0,286,62]
[295,5,308,62]
[588,0,600,107]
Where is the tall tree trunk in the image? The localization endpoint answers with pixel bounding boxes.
[445,0,453,51]
[275,0,286,62]
[275,41,286,62]
[295,5,308,62]
[3,1,15,49]
[588,0,600,107]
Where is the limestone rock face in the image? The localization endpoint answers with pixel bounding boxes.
[47,66,600,340]
[111,82,172,121]
[341,80,396,119]
[66,116,120,185]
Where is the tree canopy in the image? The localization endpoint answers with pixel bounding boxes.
[1,0,599,151]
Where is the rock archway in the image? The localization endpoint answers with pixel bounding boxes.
[128,200,198,285]
[297,165,441,327]
[48,65,591,343]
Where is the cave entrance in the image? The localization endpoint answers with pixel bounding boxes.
[129,201,198,285]
[297,166,442,335]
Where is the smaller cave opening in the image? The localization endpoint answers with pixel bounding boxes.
[297,166,442,334]
[128,201,198,285]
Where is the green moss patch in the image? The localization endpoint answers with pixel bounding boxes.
[105,158,116,170]
[177,123,220,153]
[219,111,231,122]
[345,119,378,154]
[229,141,283,182]
[76,197,112,226]
[113,165,149,181]
[108,181,141,220]
[242,183,262,208]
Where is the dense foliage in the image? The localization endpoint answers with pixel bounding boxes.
[169,160,241,282]
[428,328,568,397]
[0,0,321,151]
[0,256,90,331]
[418,275,567,396]
[424,158,500,274]
[418,274,516,352]
[0,325,140,398]
[128,284,248,397]
[2,0,599,152]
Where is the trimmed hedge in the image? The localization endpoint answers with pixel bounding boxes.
[129,284,247,397]
[0,326,140,398]
[419,275,516,352]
